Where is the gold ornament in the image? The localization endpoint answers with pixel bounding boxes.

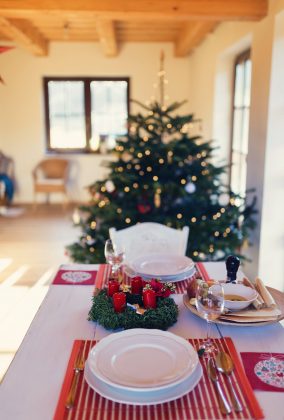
[167,150,173,163]
[154,191,161,208]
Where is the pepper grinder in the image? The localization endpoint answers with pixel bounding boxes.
[226,255,240,283]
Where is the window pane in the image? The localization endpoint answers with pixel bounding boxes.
[242,108,250,154]
[244,60,252,107]
[234,63,245,107]
[48,81,86,149]
[230,51,251,196]
[232,109,243,152]
[231,151,247,196]
[231,151,241,193]
[90,81,128,152]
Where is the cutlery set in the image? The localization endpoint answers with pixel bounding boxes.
[207,351,243,415]
[65,348,85,409]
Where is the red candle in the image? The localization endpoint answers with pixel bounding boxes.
[143,289,157,309]
[108,280,119,297]
[113,292,126,313]
[131,277,143,294]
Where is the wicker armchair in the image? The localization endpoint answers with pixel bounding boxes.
[32,158,70,209]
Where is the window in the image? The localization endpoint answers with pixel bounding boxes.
[43,77,129,153]
[230,50,251,196]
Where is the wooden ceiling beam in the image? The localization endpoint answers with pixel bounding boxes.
[96,19,118,57]
[0,17,48,56]
[175,21,218,56]
[0,1,268,21]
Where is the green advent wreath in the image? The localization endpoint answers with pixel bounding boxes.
[88,288,179,331]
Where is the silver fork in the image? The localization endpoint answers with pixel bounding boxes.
[65,348,85,409]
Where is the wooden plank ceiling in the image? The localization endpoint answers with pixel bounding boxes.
[0,1,268,57]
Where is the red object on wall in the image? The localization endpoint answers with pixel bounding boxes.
[0,46,14,85]
[0,46,14,54]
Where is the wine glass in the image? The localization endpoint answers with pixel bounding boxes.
[196,280,224,355]
[104,239,125,278]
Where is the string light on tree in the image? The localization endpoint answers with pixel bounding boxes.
[91,221,97,229]
[67,51,256,264]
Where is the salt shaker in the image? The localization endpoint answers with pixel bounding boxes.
[226,255,240,283]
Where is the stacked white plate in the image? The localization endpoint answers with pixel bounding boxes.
[84,329,202,405]
[128,253,196,282]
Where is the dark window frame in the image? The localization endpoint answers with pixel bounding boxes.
[229,49,251,194]
[43,76,130,154]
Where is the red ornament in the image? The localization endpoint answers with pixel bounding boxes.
[131,277,143,294]
[137,203,151,214]
[113,292,126,313]
[143,289,157,309]
[108,280,120,297]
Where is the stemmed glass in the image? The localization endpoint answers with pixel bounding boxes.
[104,239,125,278]
[196,280,225,355]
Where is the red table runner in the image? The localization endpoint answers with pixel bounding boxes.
[94,263,201,294]
[53,337,263,420]
[51,261,206,288]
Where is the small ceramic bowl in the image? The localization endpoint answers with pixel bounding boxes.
[222,283,258,311]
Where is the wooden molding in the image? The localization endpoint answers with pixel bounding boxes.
[175,21,218,56]
[0,1,268,57]
[0,17,48,56]
[96,19,118,57]
[0,0,268,21]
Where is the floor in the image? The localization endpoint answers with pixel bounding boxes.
[0,204,80,382]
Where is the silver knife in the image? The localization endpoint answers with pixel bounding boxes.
[207,357,232,415]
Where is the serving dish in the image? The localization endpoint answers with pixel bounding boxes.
[183,287,284,327]
[222,283,259,311]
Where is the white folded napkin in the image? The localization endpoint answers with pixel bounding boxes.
[224,306,281,318]
[242,277,264,309]
[255,277,277,308]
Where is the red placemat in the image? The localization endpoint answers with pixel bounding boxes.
[240,352,284,392]
[94,264,198,294]
[53,337,263,420]
[52,269,97,285]
[196,262,211,282]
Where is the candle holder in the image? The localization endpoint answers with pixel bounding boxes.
[88,289,178,331]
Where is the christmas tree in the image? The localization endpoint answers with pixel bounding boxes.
[67,53,256,264]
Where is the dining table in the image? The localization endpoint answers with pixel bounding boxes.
[0,261,283,420]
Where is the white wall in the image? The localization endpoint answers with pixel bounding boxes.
[258,8,284,291]
[0,43,191,203]
[188,0,284,288]
[189,22,255,162]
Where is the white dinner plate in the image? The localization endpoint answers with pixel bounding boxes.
[87,329,199,391]
[130,254,194,277]
[84,360,203,406]
[139,266,196,282]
